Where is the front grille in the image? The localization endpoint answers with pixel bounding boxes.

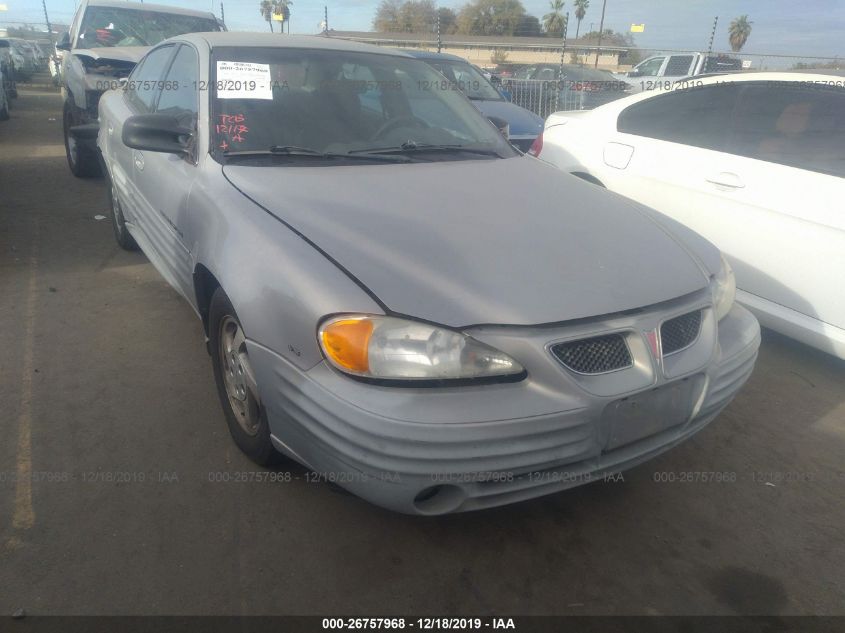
[660,310,702,355]
[551,334,633,374]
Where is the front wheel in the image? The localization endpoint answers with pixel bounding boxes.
[107,175,138,251]
[209,289,281,466]
[63,102,100,178]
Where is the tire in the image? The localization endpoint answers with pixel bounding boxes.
[106,170,139,251]
[209,288,282,466]
[63,101,101,178]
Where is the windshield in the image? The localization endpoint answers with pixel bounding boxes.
[211,47,517,161]
[422,59,503,101]
[77,7,220,48]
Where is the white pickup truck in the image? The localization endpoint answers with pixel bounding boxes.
[620,52,743,93]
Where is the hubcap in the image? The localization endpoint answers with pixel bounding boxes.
[219,315,261,436]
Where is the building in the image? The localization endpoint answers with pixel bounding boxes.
[325,30,631,70]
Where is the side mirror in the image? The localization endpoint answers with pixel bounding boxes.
[56,31,71,52]
[627,69,641,77]
[487,115,509,139]
[122,113,192,155]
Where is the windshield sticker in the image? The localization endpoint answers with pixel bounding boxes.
[217,114,249,149]
[216,61,273,100]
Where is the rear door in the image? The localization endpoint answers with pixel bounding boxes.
[714,82,845,332]
[601,80,845,341]
[661,54,697,83]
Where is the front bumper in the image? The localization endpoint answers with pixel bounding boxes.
[248,299,760,515]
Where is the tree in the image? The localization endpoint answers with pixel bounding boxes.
[260,0,275,32]
[490,49,509,64]
[456,0,527,36]
[274,0,293,33]
[573,0,589,39]
[516,14,542,36]
[728,15,752,52]
[374,0,437,32]
[438,7,458,34]
[542,0,565,36]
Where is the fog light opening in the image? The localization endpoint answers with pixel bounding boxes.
[413,484,465,514]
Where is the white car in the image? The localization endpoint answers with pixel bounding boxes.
[531,72,845,359]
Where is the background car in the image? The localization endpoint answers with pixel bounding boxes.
[0,39,17,100]
[531,72,845,359]
[501,63,632,117]
[620,52,743,93]
[0,68,9,121]
[97,33,759,515]
[402,50,543,152]
[1,38,31,82]
[58,0,223,177]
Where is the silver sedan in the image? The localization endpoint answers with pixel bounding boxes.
[96,32,760,514]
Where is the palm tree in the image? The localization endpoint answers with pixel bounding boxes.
[274,0,293,33]
[728,15,753,52]
[543,0,565,36]
[574,0,589,39]
[259,0,275,32]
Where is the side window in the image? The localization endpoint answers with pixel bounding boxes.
[664,55,694,76]
[536,67,556,81]
[156,45,199,126]
[126,45,175,113]
[634,57,665,77]
[69,6,84,47]
[617,83,739,151]
[728,82,845,177]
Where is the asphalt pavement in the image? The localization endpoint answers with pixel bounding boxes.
[1,85,844,616]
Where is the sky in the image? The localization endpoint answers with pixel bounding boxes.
[4,0,844,60]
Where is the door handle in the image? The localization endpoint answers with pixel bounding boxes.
[705,172,744,189]
[133,151,144,172]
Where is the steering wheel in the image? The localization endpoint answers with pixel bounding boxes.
[371,115,429,141]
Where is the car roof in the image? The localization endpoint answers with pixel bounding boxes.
[561,70,845,122]
[176,32,416,57]
[682,71,845,84]
[400,49,468,63]
[84,0,217,19]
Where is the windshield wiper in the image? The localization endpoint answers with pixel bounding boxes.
[223,145,410,163]
[349,143,506,158]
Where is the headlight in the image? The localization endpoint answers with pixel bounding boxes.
[712,254,736,321]
[318,315,524,382]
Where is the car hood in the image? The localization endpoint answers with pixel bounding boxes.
[73,46,148,64]
[471,99,544,137]
[223,157,717,327]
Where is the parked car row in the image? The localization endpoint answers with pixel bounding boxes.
[87,32,764,515]
[0,37,49,81]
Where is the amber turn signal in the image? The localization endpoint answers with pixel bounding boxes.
[320,318,373,373]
